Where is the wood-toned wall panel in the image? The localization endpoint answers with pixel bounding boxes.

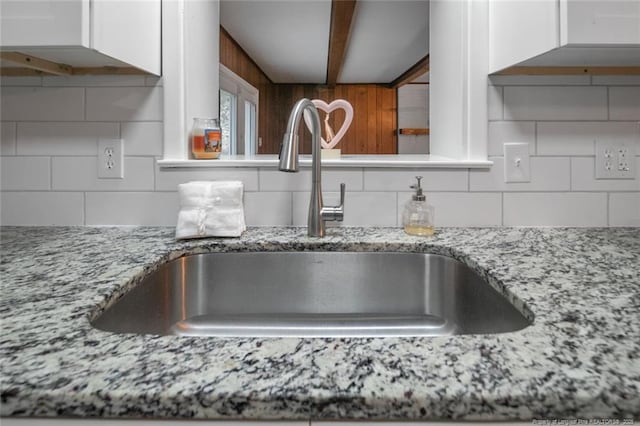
[259,84,397,155]
[379,86,397,154]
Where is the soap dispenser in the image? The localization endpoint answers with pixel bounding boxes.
[403,176,435,236]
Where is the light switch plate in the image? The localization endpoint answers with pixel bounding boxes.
[504,143,530,183]
[595,140,636,179]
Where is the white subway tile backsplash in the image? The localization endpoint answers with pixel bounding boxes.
[364,169,468,191]
[489,75,591,86]
[609,87,640,120]
[0,192,84,225]
[504,86,607,121]
[504,192,608,226]
[52,157,155,191]
[1,122,17,156]
[0,157,50,190]
[592,76,640,86]
[259,168,363,192]
[470,157,570,192]
[397,192,502,227]
[17,122,119,156]
[1,74,637,228]
[85,87,163,121]
[259,170,303,192]
[609,192,640,226]
[293,191,397,227]
[488,121,535,156]
[85,192,178,226]
[537,121,640,156]
[244,192,292,226]
[156,167,259,191]
[42,75,147,87]
[0,87,85,121]
[488,85,503,120]
[571,157,640,191]
[121,122,163,156]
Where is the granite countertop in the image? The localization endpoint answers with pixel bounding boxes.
[1,226,639,420]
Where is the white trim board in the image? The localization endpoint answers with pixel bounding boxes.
[157,155,492,169]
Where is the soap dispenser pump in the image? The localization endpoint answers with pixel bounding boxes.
[403,176,435,236]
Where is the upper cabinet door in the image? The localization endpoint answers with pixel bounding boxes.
[91,0,161,75]
[489,0,560,73]
[561,0,640,45]
[0,0,160,75]
[489,0,640,73]
[0,0,90,47]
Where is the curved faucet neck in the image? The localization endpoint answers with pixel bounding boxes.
[280,98,322,177]
[280,98,344,237]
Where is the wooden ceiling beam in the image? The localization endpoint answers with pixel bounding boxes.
[326,0,357,87]
[389,54,429,89]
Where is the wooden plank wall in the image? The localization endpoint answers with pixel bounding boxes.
[261,84,397,154]
[220,27,397,155]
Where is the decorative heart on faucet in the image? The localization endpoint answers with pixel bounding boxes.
[303,99,354,149]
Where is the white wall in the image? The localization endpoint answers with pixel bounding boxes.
[0,74,638,227]
[397,83,429,154]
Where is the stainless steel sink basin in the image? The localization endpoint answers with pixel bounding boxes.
[92,252,531,337]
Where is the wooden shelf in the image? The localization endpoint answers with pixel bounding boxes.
[399,128,430,135]
[0,51,150,76]
[495,66,640,76]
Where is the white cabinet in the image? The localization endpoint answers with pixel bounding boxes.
[489,0,640,73]
[561,0,640,45]
[0,0,161,75]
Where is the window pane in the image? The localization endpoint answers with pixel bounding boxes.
[244,100,257,156]
[220,89,236,155]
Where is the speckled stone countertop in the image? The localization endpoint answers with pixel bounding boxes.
[1,226,639,420]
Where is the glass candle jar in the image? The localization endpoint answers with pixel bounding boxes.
[191,118,222,159]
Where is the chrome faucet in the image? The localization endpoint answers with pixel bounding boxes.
[279,98,345,237]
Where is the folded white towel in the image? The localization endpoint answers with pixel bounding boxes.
[175,181,246,239]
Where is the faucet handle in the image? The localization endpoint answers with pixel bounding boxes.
[321,183,345,222]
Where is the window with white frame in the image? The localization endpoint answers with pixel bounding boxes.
[219,64,259,156]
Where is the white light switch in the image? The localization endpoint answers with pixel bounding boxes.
[504,143,530,183]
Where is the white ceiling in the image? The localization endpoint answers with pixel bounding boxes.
[339,1,429,83]
[221,0,332,83]
[220,0,429,84]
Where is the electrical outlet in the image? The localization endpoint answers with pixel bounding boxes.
[504,142,530,183]
[595,140,636,179]
[98,139,124,179]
